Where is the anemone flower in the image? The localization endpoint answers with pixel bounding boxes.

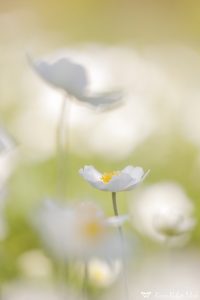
[29,55,123,199]
[155,212,195,239]
[79,165,148,193]
[33,200,125,261]
[79,164,149,229]
[130,182,196,246]
[29,55,123,110]
[79,165,149,300]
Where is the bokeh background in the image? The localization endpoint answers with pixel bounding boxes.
[1,0,200,299]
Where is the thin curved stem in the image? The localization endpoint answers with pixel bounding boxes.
[82,261,89,300]
[112,192,124,240]
[111,192,130,299]
[56,96,69,200]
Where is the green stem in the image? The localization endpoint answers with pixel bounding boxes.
[111,192,129,299]
[112,192,124,240]
[56,96,69,200]
[82,262,89,300]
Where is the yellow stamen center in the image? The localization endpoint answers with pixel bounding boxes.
[101,171,119,183]
[82,220,104,240]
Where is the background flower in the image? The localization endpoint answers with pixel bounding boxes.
[129,182,196,246]
[33,200,124,261]
[30,55,122,109]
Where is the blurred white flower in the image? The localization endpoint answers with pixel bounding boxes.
[0,127,17,188]
[0,188,8,240]
[18,250,53,279]
[155,212,195,238]
[87,258,122,287]
[105,250,200,300]
[29,55,122,110]
[129,182,196,246]
[106,215,129,227]
[16,45,163,161]
[2,281,79,300]
[0,128,17,240]
[33,200,124,261]
[79,165,148,192]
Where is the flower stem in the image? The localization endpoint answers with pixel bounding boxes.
[82,262,89,300]
[111,192,130,299]
[112,192,123,239]
[56,96,70,200]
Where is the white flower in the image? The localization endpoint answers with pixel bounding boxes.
[33,200,124,261]
[155,212,195,238]
[0,127,17,188]
[0,188,8,240]
[129,182,196,246]
[2,280,79,300]
[18,250,53,279]
[87,258,121,287]
[0,128,17,240]
[29,55,122,109]
[106,215,129,227]
[79,165,149,192]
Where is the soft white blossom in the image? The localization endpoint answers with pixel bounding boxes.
[2,281,79,300]
[79,165,148,192]
[106,215,129,227]
[104,250,200,300]
[154,212,195,238]
[33,200,124,261]
[18,250,53,279]
[29,55,122,109]
[0,128,17,239]
[87,258,121,287]
[129,182,196,245]
[0,127,17,188]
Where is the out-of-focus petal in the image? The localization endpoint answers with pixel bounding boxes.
[30,56,88,95]
[107,215,129,227]
[79,91,123,108]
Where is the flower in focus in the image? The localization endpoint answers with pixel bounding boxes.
[79,165,148,192]
[29,55,123,109]
[129,182,196,246]
[33,200,124,261]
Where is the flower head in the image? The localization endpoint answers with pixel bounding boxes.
[79,165,149,192]
[130,182,196,246]
[29,55,123,109]
[0,127,17,188]
[86,258,121,287]
[33,200,124,261]
[154,212,195,238]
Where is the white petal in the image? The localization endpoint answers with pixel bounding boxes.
[177,218,196,234]
[79,91,123,108]
[88,180,110,191]
[122,167,149,190]
[105,173,134,192]
[107,215,129,227]
[30,56,88,95]
[122,166,144,179]
[79,165,102,182]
